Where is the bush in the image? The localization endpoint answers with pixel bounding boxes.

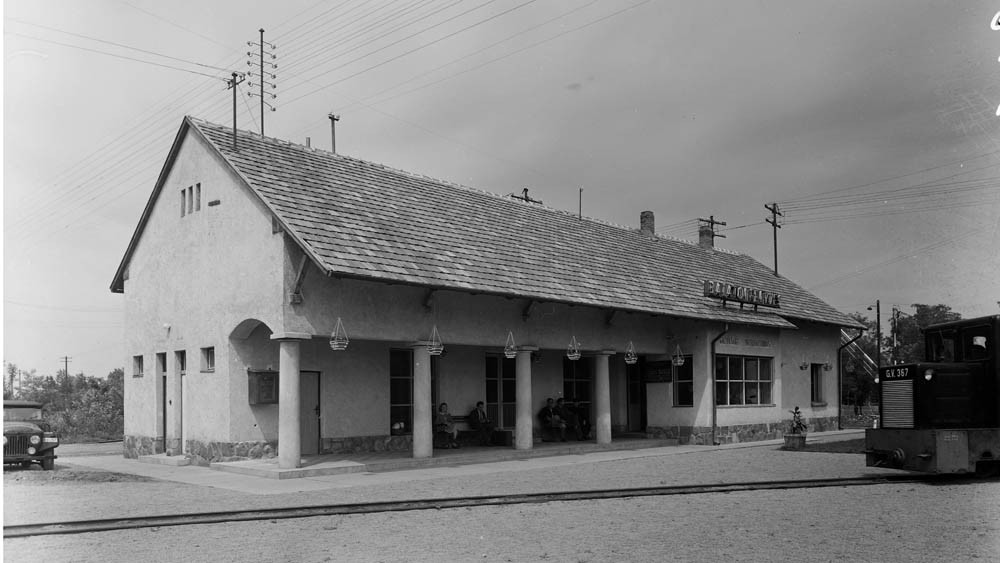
[6,365,124,443]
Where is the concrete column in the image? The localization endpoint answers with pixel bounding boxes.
[273,332,310,469]
[514,348,536,450]
[412,345,433,459]
[594,351,614,445]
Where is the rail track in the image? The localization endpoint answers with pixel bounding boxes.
[2,474,950,538]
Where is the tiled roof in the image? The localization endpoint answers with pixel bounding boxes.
[182,117,860,329]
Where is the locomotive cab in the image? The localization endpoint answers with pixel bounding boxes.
[866,315,1000,474]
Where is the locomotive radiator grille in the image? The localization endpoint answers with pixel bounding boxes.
[882,379,914,428]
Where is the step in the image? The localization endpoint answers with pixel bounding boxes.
[138,453,191,466]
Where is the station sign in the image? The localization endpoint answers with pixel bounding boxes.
[703,281,780,308]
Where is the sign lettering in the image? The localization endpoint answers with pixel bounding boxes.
[703,280,780,308]
[882,367,911,379]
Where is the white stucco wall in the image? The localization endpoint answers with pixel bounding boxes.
[122,128,285,447]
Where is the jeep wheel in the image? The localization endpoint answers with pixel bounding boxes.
[41,458,54,471]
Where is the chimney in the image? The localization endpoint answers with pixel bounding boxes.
[306,137,311,148]
[640,211,655,237]
[698,224,715,249]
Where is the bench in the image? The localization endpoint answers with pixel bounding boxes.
[434,415,512,448]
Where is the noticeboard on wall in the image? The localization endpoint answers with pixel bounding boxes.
[248,370,278,405]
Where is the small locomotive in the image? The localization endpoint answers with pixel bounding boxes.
[865,315,999,475]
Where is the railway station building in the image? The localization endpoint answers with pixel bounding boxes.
[111,117,863,467]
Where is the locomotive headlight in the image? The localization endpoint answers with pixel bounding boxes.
[924,369,934,381]
[29,435,41,445]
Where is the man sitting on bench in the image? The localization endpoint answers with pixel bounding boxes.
[468,401,496,446]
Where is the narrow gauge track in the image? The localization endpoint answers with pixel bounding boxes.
[3,475,944,538]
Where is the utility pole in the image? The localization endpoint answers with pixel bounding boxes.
[247,29,277,135]
[328,113,340,153]
[764,203,783,276]
[60,356,72,378]
[697,215,727,245]
[867,301,881,372]
[226,72,246,150]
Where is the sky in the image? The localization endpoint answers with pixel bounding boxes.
[3,0,999,379]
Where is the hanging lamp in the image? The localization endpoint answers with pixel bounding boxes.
[566,336,582,361]
[624,341,638,365]
[428,325,444,356]
[504,331,517,359]
[329,317,349,351]
[671,344,685,367]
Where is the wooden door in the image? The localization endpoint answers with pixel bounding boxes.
[300,371,320,455]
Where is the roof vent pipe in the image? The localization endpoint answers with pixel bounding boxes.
[640,211,655,237]
[306,137,311,148]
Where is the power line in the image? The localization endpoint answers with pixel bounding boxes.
[8,18,234,72]
[807,228,985,291]
[5,31,229,81]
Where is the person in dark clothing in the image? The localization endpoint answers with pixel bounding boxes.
[538,397,566,442]
[557,398,581,440]
[469,401,496,446]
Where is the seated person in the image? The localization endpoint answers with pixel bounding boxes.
[468,401,496,446]
[434,402,459,449]
[574,400,592,440]
[559,398,581,440]
[537,397,566,442]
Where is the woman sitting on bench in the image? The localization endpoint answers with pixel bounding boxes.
[434,402,460,449]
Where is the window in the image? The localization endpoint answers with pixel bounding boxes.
[486,354,517,428]
[181,189,187,217]
[176,350,186,376]
[810,364,825,405]
[673,356,694,407]
[187,186,194,215]
[716,355,773,406]
[563,357,592,413]
[389,349,413,433]
[201,347,215,372]
[962,326,991,361]
[132,355,144,378]
[195,183,201,211]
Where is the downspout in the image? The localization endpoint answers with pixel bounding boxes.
[710,323,730,446]
[837,328,865,431]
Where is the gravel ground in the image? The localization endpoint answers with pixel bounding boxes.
[5,481,999,563]
[4,443,900,526]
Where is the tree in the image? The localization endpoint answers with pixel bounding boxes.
[890,304,962,364]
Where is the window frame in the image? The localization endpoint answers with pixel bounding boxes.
[672,355,695,407]
[715,354,774,407]
[389,348,414,434]
[200,346,215,372]
[810,363,825,406]
[132,355,144,378]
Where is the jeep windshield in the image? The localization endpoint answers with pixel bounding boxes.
[3,407,44,422]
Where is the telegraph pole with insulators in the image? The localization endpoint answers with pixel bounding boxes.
[247,29,277,135]
[765,203,783,276]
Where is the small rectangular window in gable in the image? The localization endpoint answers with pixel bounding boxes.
[195,183,201,211]
[201,346,215,372]
[181,189,186,217]
[187,186,194,215]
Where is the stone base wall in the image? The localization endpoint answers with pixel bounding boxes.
[123,435,163,458]
[648,416,840,445]
[185,440,277,466]
[322,434,412,454]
